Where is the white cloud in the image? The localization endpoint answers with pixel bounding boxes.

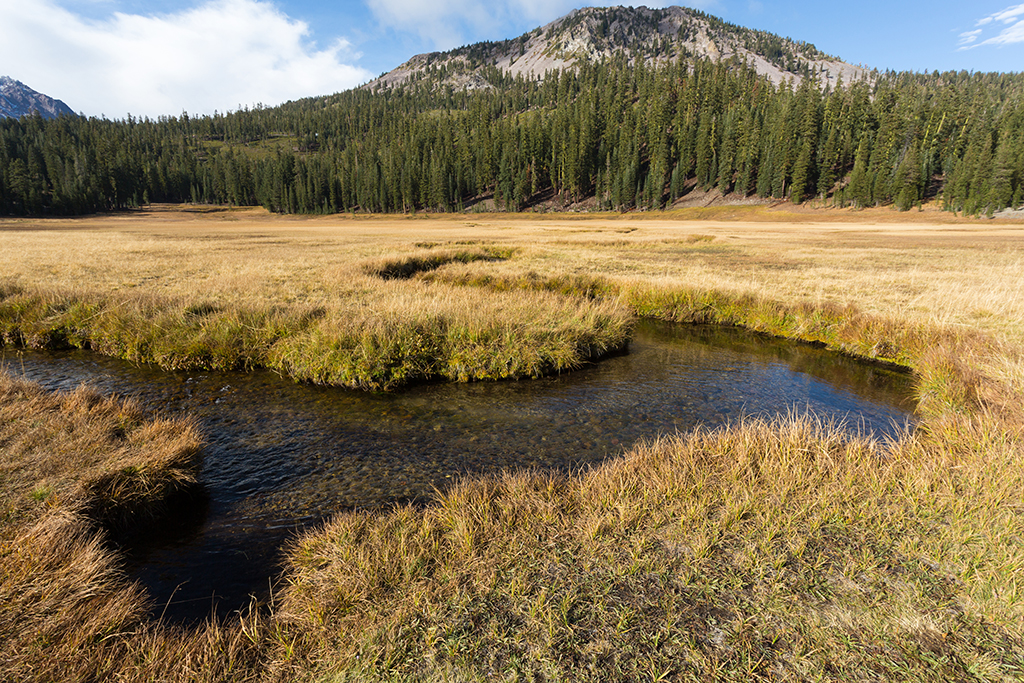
[0,0,373,118]
[365,0,497,49]
[960,4,1024,50]
[364,0,576,49]
[976,18,1024,45]
[958,28,982,45]
[991,3,1024,23]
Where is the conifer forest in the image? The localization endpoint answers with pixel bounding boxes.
[2,56,1022,217]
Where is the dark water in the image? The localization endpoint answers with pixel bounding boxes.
[4,321,916,622]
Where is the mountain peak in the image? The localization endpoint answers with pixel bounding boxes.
[368,5,872,92]
[0,76,76,120]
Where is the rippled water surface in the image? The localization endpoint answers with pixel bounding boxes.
[6,321,916,621]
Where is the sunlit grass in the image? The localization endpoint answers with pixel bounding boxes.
[0,277,632,391]
[1,206,1022,680]
[277,413,1024,681]
[0,372,256,682]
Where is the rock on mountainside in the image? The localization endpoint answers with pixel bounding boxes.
[0,76,76,120]
[368,5,871,91]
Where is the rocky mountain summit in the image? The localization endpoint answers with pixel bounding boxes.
[368,5,872,92]
[0,76,75,120]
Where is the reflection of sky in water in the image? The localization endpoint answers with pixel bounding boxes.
[5,321,915,622]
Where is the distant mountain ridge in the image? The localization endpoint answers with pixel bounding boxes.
[368,5,872,91]
[0,76,75,120]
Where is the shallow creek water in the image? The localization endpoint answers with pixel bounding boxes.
[6,321,916,622]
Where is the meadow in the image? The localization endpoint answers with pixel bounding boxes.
[1,203,1022,681]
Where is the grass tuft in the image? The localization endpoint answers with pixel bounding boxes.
[268,285,632,390]
[0,270,630,391]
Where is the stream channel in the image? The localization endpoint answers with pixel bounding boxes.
[6,321,917,623]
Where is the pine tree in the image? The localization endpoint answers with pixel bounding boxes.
[848,134,872,208]
[894,143,923,211]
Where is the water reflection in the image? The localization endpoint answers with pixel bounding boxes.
[5,321,915,622]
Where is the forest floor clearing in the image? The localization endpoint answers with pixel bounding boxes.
[1,204,1023,680]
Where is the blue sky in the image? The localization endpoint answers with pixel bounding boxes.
[3,0,1023,118]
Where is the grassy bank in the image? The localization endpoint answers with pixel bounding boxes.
[422,266,994,419]
[0,371,262,681]
[1,207,1022,680]
[4,375,1021,681]
[272,243,1023,680]
[276,413,1023,681]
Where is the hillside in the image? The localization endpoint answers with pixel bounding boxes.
[368,5,871,91]
[1,7,1022,218]
[0,76,75,120]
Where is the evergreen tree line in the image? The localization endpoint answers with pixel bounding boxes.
[2,56,1023,216]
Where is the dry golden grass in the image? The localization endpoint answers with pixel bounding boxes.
[0,371,267,682]
[3,204,1021,344]
[2,204,1023,680]
[0,214,635,389]
[0,373,202,534]
[277,413,1024,681]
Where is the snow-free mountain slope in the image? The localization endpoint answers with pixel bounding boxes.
[368,6,871,91]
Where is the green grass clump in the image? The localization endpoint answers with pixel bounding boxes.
[89,299,304,373]
[0,286,305,372]
[0,265,630,392]
[270,290,632,391]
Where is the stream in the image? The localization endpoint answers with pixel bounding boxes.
[5,321,916,622]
